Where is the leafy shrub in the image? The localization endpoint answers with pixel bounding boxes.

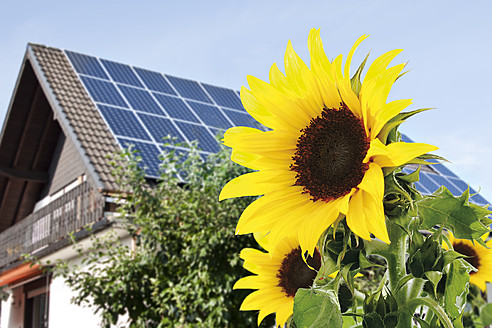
[54,143,274,327]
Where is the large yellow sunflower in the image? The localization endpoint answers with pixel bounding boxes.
[220,29,437,255]
[234,232,322,327]
[445,232,492,291]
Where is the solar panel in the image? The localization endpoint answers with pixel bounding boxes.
[186,101,232,129]
[165,75,213,103]
[65,49,263,178]
[153,93,200,123]
[134,67,176,95]
[80,76,128,108]
[63,47,490,207]
[97,105,151,141]
[117,85,164,115]
[100,59,144,88]
[202,83,244,110]
[65,51,109,79]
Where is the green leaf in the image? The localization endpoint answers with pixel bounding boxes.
[416,187,491,241]
[444,259,474,320]
[398,166,420,183]
[362,313,384,328]
[394,274,414,294]
[388,108,432,125]
[350,53,370,97]
[441,250,466,268]
[480,303,492,326]
[358,251,384,270]
[293,288,343,328]
[424,271,443,298]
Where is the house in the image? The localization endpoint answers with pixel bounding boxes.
[0,44,489,327]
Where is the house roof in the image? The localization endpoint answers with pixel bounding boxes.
[28,44,121,191]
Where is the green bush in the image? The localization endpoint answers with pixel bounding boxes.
[54,143,274,327]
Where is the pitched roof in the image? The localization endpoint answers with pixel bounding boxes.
[28,44,121,191]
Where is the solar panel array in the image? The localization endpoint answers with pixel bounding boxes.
[64,50,260,177]
[64,49,489,206]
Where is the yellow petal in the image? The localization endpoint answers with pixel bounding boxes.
[240,289,286,311]
[269,63,290,94]
[284,40,323,118]
[230,149,292,171]
[247,75,310,130]
[364,49,403,82]
[333,52,361,118]
[308,29,341,109]
[223,127,297,153]
[362,190,390,243]
[366,139,439,167]
[346,190,371,240]
[240,86,287,131]
[358,163,384,199]
[344,35,369,79]
[236,187,308,234]
[275,299,295,327]
[234,275,277,290]
[298,198,344,256]
[370,99,412,138]
[220,170,294,200]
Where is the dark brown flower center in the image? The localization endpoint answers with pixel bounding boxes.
[276,247,322,298]
[290,104,370,202]
[453,242,480,274]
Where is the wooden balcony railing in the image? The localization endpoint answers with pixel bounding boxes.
[0,181,105,269]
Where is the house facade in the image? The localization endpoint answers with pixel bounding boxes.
[0,44,489,327]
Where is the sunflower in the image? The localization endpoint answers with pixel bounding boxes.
[220,29,437,255]
[234,232,322,327]
[445,231,492,291]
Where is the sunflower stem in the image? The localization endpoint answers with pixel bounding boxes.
[386,221,408,305]
[396,297,454,328]
[408,278,425,300]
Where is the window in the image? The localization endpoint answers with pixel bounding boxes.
[23,276,50,328]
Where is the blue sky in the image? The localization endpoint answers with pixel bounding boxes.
[1,0,492,201]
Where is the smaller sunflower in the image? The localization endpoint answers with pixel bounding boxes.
[234,232,322,327]
[445,231,492,291]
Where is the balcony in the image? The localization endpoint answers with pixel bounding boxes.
[0,181,105,269]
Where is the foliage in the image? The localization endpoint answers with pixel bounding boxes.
[288,162,492,328]
[52,142,274,328]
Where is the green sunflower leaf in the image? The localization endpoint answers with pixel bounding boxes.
[480,303,492,326]
[424,271,443,298]
[350,53,370,97]
[293,288,343,328]
[444,259,474,320]
[388,108,432,125]
[416,186,491,241]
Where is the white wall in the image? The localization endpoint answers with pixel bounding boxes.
[48,276,105,328]
[1,226,131,328]
[1,287,24,328]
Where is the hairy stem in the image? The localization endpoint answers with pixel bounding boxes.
[397,297,454,328]
[386,222,408,301]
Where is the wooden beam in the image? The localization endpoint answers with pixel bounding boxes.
[0,166,48,183]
